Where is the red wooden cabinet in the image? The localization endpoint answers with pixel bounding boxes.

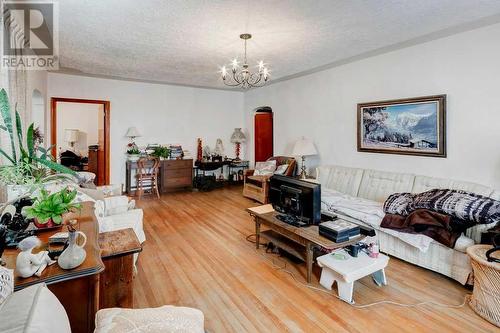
[254,112,273,162]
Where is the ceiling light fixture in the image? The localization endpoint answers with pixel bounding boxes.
[220,33,270,89]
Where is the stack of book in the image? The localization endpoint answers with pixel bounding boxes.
[319,219,360,243]
[169,145,183,159]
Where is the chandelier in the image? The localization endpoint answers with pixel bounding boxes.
[220,33,270,89]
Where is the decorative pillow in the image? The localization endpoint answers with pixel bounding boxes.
[383,192,414,216]
[274,164,289,175]
[0,267,13,307]
[253,160,277,176]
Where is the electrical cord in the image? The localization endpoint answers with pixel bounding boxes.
[245,233,269,246]
[247,235,470,308]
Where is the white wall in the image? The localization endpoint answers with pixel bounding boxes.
[244,23,500,189]
[27,71,48,140]
[56,102,101,156]
[48,73,245,185]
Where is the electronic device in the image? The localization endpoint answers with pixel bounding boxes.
[359,224,376,237]
[269,175,321,226]
[321,211,338,221]
[275,214,308,227]
[319,219,360,243]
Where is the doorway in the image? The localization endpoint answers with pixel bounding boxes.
[254,107,273,162]
[51,98,110,185]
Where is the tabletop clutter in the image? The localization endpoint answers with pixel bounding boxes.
[0,187,87,279]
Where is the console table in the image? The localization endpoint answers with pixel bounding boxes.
[247,205,365,284]
[2,202,104,333]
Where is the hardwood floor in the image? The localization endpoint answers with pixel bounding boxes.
[133,187,495,333]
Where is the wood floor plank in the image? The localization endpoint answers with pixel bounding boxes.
[133,187,497,333]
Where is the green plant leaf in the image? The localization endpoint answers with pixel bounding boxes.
[27,123,34,158]
[15,109,22,142]
[0,125,6,131]
[34,157,77,176]
[0,89,16,162]
[52,215,62,224]
[15,110,30,161]
[0,148,15,164]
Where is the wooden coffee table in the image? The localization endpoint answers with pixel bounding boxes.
[247,205,365,284]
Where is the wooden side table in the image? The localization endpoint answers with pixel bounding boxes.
[99,228,142,309]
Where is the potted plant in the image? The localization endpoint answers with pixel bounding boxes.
[126,144,141,162]
[0,89,76,201]
[25,187,82,229]
[151,146,170,160]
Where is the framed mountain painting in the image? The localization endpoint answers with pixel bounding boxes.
[357,95,446,157]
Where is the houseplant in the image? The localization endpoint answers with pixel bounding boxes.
[151,146,170,160]
[0,89,76,201]
[126,144,141,161]
[25,187,82,229]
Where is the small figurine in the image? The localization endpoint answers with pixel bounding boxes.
[16,236,55,278]
[203,145,211,160]
[214,138,224,156]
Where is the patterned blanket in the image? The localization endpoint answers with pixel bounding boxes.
[384,189,500,226]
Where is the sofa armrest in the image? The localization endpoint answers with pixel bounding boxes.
[244,169,255,177]
[97,209,146,243]
[466,222,496,244]
[244,169,255,184]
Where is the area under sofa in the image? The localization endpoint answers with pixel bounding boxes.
[316,165,498,285]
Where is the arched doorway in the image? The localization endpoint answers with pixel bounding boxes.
[31,89,45,139]
[254,106,273,162]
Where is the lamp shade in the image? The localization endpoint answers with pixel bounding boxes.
[230,128,246,143]
[292,137,317,156]
[64,129,78,143]
[125,126,141,138]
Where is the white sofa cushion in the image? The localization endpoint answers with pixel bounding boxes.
[412,175,494,197]
[316,165,363,197]
[0,283,71,333]
[357,169,414,202]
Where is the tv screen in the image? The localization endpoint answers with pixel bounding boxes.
[269,175,321,225]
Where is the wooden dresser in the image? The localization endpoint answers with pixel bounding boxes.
[160,159,193,192]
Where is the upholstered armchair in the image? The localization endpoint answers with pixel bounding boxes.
[243,156,296,204]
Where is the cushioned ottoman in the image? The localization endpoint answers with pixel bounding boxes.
[95,306,205,333]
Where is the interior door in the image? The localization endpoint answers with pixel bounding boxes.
[254,111,273,162]
[97,105,106,185]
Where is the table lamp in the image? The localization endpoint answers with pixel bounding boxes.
[292,137,318,179]
[230,128,246,161]
[64,129,79,150]
[125,126,141,141]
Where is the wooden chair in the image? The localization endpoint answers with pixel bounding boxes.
[136,157,160,199]
[243,156,296,204]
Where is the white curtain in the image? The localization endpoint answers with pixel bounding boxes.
[0,7,29,165]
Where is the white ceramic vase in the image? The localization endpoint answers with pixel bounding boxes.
[58,230,87,270]
[127,154,140,162]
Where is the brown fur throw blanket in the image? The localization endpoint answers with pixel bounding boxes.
[381,210,463,248]
[384,189,500,225]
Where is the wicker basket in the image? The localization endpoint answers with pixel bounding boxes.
[467,245,500,327]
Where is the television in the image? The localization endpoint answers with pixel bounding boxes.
[269,175,321,225]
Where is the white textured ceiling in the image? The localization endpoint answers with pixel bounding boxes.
[58,0,500,89]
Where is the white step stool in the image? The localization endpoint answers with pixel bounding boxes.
[317,249,389,304]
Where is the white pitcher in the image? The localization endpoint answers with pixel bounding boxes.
[58,229,87,270]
